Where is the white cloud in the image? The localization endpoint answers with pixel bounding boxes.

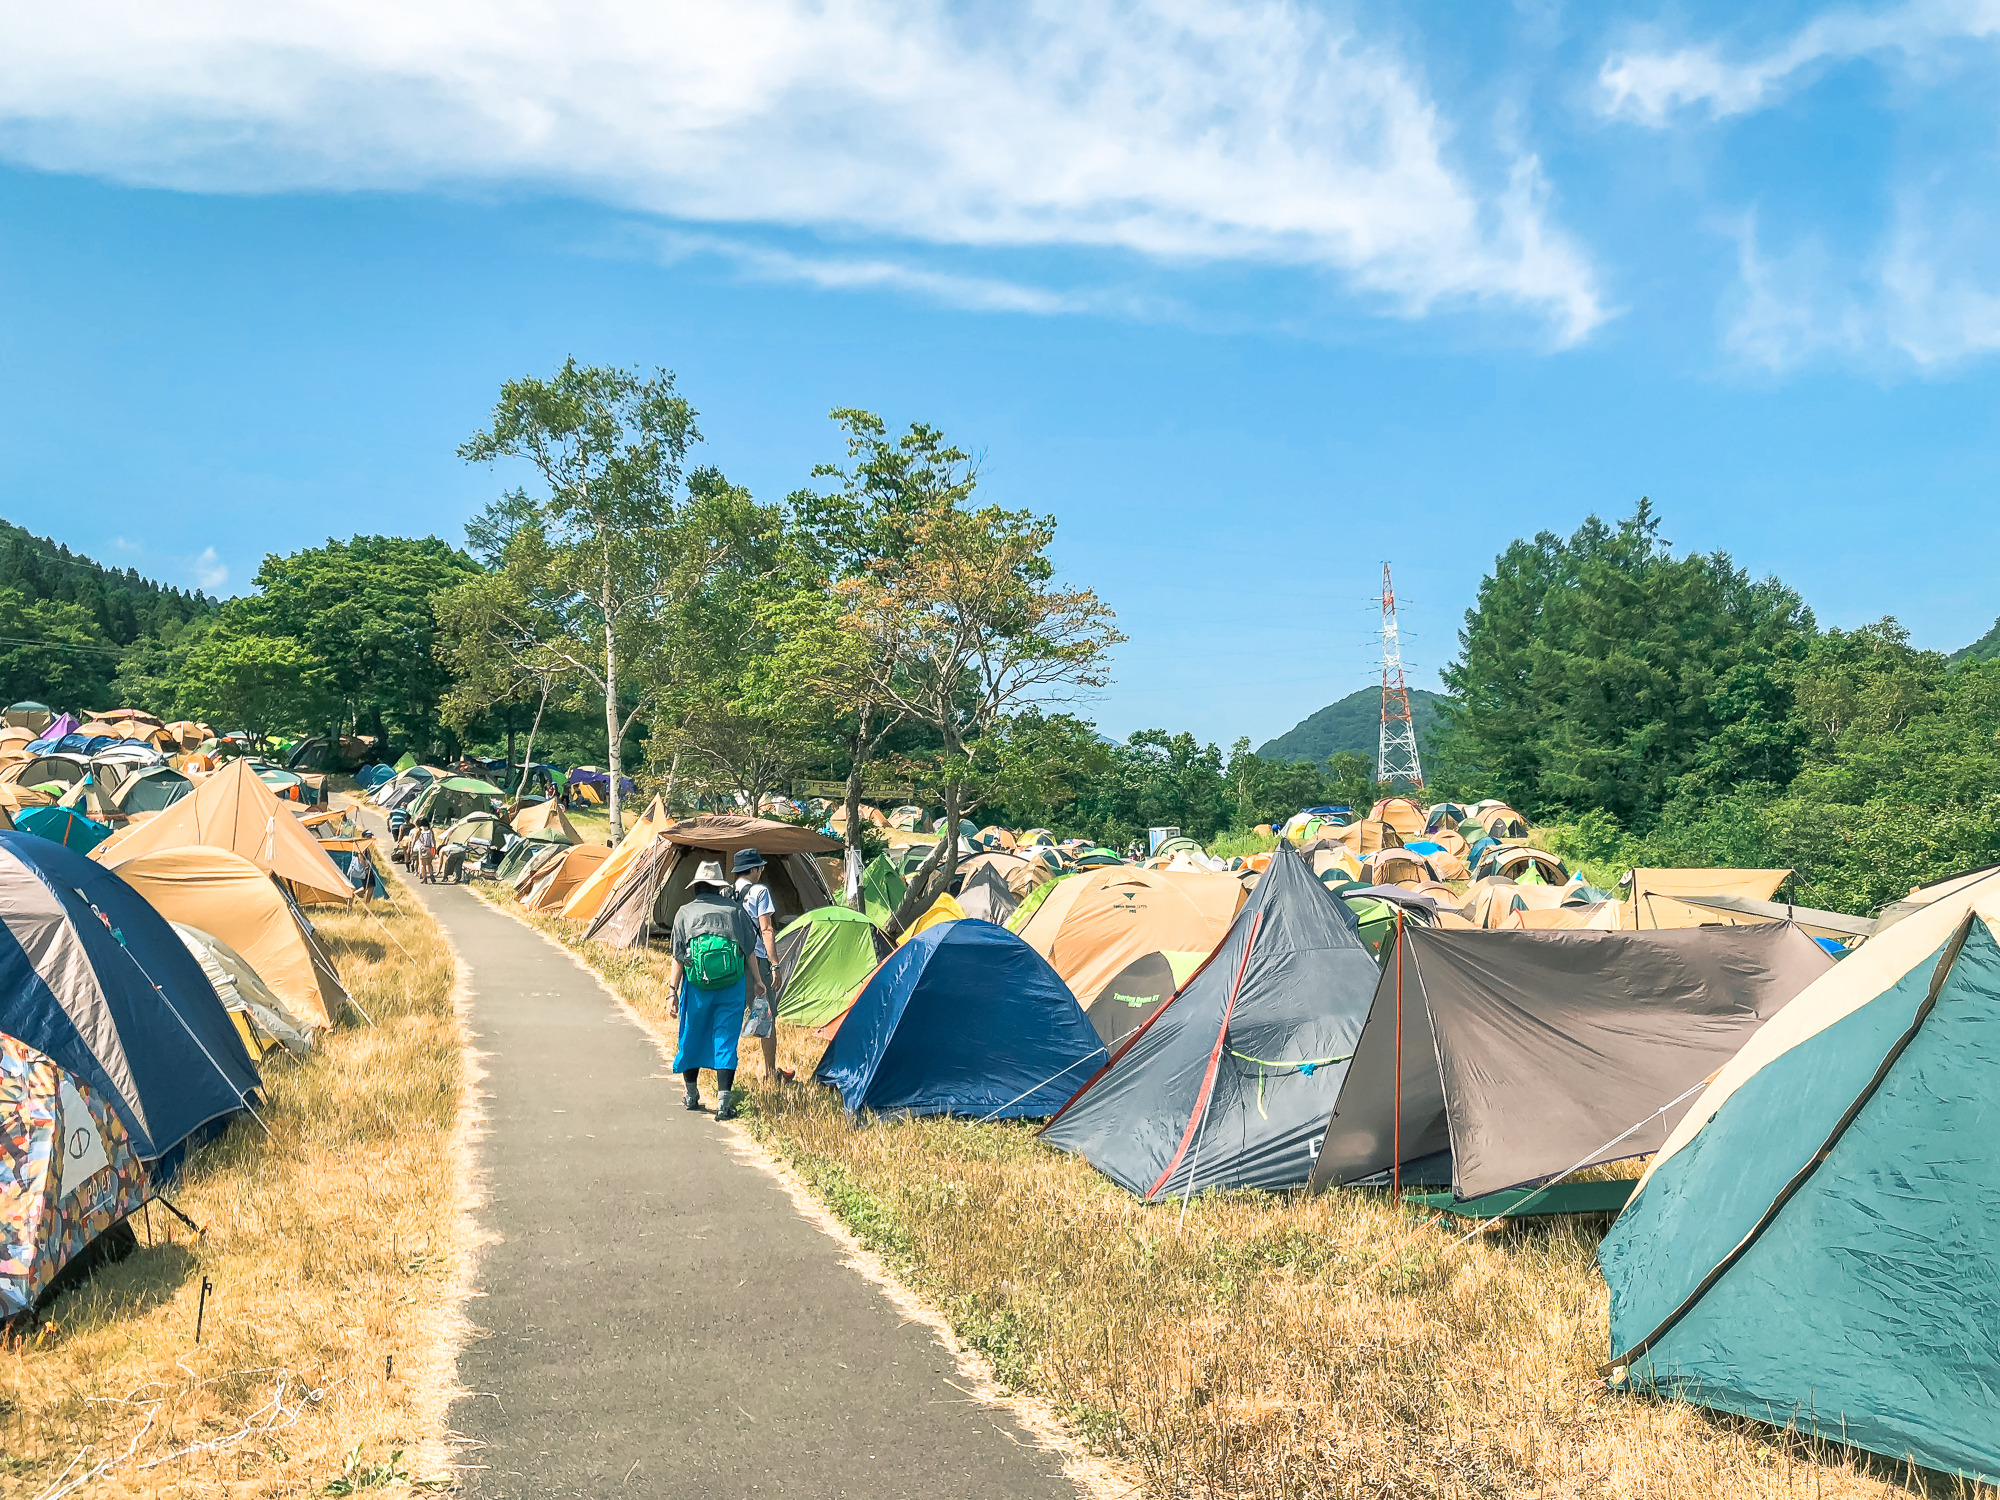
[1725,204,2000,372]
[0,0,1605,340]
[191,547,229,590]
[1598,0,2000,124]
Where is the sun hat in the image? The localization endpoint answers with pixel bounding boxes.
[732,848,767,874]
[689,859,729,890]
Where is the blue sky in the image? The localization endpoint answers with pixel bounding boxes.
[3,0,1998,750]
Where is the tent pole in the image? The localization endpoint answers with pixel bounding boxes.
[1393,908,1405,1206]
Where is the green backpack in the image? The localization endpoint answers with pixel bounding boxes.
[686,930,745,990]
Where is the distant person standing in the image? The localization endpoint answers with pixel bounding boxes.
[732,849,794,1085]
[668,860,766,1121]
[410,818,438,883]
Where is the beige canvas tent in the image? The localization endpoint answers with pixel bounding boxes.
[1332,819,1404,856]
[511,798,581,842]
[1628,868,1792,929]
[583,813,839,950]
[90,757,354,902]
[1016,865,1245,1004]
[522,842,613,912]
[1369,797,1428,838]
[107,845,351,1027]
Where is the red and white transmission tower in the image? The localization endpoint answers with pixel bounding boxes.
[1377,562,1425,788]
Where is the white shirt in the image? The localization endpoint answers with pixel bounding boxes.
[734,876,775,958]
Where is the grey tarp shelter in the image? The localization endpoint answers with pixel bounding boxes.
[1308,922,1835,1201]
[584,814,839,951]
[1041,843,1379,1200]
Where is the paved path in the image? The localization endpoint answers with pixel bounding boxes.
[412,876,1076,1499]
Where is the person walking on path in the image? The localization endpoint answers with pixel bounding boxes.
[668,859,766,1121]
[733,848,795,1086]
[410,817,438,883]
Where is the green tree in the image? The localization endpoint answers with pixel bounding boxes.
[454,358,730,835]
[1442,499,1812,828]
[176,628,332,743]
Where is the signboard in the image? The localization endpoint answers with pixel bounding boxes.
[794,779,925,803]
[1148,826,1182,855]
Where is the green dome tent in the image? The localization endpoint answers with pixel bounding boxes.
[859,854,906,926]
[773,907,892,1027]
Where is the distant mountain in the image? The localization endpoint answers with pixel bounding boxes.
[1257,686,1447,766]
[1952,617,2000,665]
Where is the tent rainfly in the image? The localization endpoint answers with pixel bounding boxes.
[1309,922,1833,1202]
[583,813,838,950]
[772,906,893,1027]
[1042,844,1379,1200]
[1598,870,2000,1483]
[1015,865,1244,1006]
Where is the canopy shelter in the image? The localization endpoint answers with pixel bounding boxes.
[510,798,580,843]
[1015,865,1245,1006]
[557,796,670,922]
[1084,948,1206,1046]
[0,831,260,1176]
[1310,922,1833,1202]
[1598,870,2000,1483]
[89,758,354,903]
[1043,845,1379,1200]
[109,764,190,816]
[815,920,1104,1118]
[410,776,505,827]
[583,813,839,950]
[172,923,315,1060]
[104,845,351,1028]
[521,842,612,912]
[773,906,893,1027]
[1625,867,1792,929]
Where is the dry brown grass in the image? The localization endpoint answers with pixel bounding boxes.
[519,905,1983,1500]
[0,887,471,1498]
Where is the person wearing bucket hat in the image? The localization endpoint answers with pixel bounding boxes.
[732,848,793,1085]
[666,858,766,1120]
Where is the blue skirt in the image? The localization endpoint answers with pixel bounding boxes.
[674,975,748,1072]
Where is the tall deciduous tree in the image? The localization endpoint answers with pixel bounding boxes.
[455,359,722,835]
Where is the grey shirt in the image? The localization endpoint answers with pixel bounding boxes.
[671,888,761,970]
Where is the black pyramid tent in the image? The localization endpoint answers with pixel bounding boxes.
[1308,922,1833,1201]
[1041,844,1379,1200]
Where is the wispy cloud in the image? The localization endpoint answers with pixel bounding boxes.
[191,547,228,590]
[0,0,1605,341]
[1598,0,2000,124]
[651,231,1083,315]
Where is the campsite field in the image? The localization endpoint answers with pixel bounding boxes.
[524,912,1944,1500]
[0,885,470,1498]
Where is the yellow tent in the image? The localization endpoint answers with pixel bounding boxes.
[106,844,350,1027]
[91,758,354,902]
[522,842,612,912]
[896,892,966,947]
[1629,868,1792,929]
[1016,866,1244,1004]
[558,796,669,922]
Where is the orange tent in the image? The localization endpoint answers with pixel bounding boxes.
[1016,866,1245,1004]
[557,796,669,922]
[89,758,353,902]
[104,845,350,1027]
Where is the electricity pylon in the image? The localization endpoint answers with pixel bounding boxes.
[1377,562,1425,788]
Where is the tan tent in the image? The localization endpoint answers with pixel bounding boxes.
[959,849,1053,898]
[1360,849,1435,888]
[558,795,670,922]
[1331,819,1403,856]
[1,753,88,789]
[522,843,613,912]
[107,845,350,1027]
[1628,868,1792,930]
[1369,797,1427,838]
[89,758,354,902]
[1016,866,1246,1004]
[511,798,581,842]
[0,727,33,756]
[1467,878,1570,929]
[582,814,839,950]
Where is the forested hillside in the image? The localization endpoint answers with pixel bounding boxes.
[1256,685,1444,764]
[0,521,215,707]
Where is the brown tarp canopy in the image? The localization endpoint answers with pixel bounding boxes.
[584,814,838,950]
[1309,922,1833,1201]
[657,814,839,855]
